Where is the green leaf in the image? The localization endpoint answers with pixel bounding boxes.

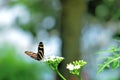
[113,54,120,58]
[112,60,119,69]
[97,46,120,74]
[98,64,105,73]
[98,63,110,73]
[98,56,120,73]
[96,46,120,54]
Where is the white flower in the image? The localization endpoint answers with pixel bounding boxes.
[66,63,74,70]
[48,55,56,61]
[45,55,64,61]
[74,65,80,69]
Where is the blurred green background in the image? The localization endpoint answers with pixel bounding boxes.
[0,0,120,80]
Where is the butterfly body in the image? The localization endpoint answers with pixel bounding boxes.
[25,42,44,61]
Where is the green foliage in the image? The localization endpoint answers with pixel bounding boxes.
[0,42,50,80]
[95,4,109,19]
[88,0,120,21]
[98,46,120,73]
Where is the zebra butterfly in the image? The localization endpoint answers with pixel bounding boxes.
[25,42,44,61]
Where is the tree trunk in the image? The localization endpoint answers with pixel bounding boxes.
[59,0,86,80]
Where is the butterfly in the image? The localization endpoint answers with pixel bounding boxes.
[25,42,44,61]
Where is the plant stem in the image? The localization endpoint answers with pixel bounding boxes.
[77,75,82,80]
[56,69,66,80]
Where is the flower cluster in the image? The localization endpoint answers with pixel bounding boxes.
[44,56,87,80]
[44,56,64,70]
[44,56,66,80]
[66,60,87,75]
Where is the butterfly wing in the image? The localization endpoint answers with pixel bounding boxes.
[25,51,38,60]
[37,42,44,60]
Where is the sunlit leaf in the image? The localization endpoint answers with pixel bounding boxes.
[112,60,119,69]
[98,55,120,73]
